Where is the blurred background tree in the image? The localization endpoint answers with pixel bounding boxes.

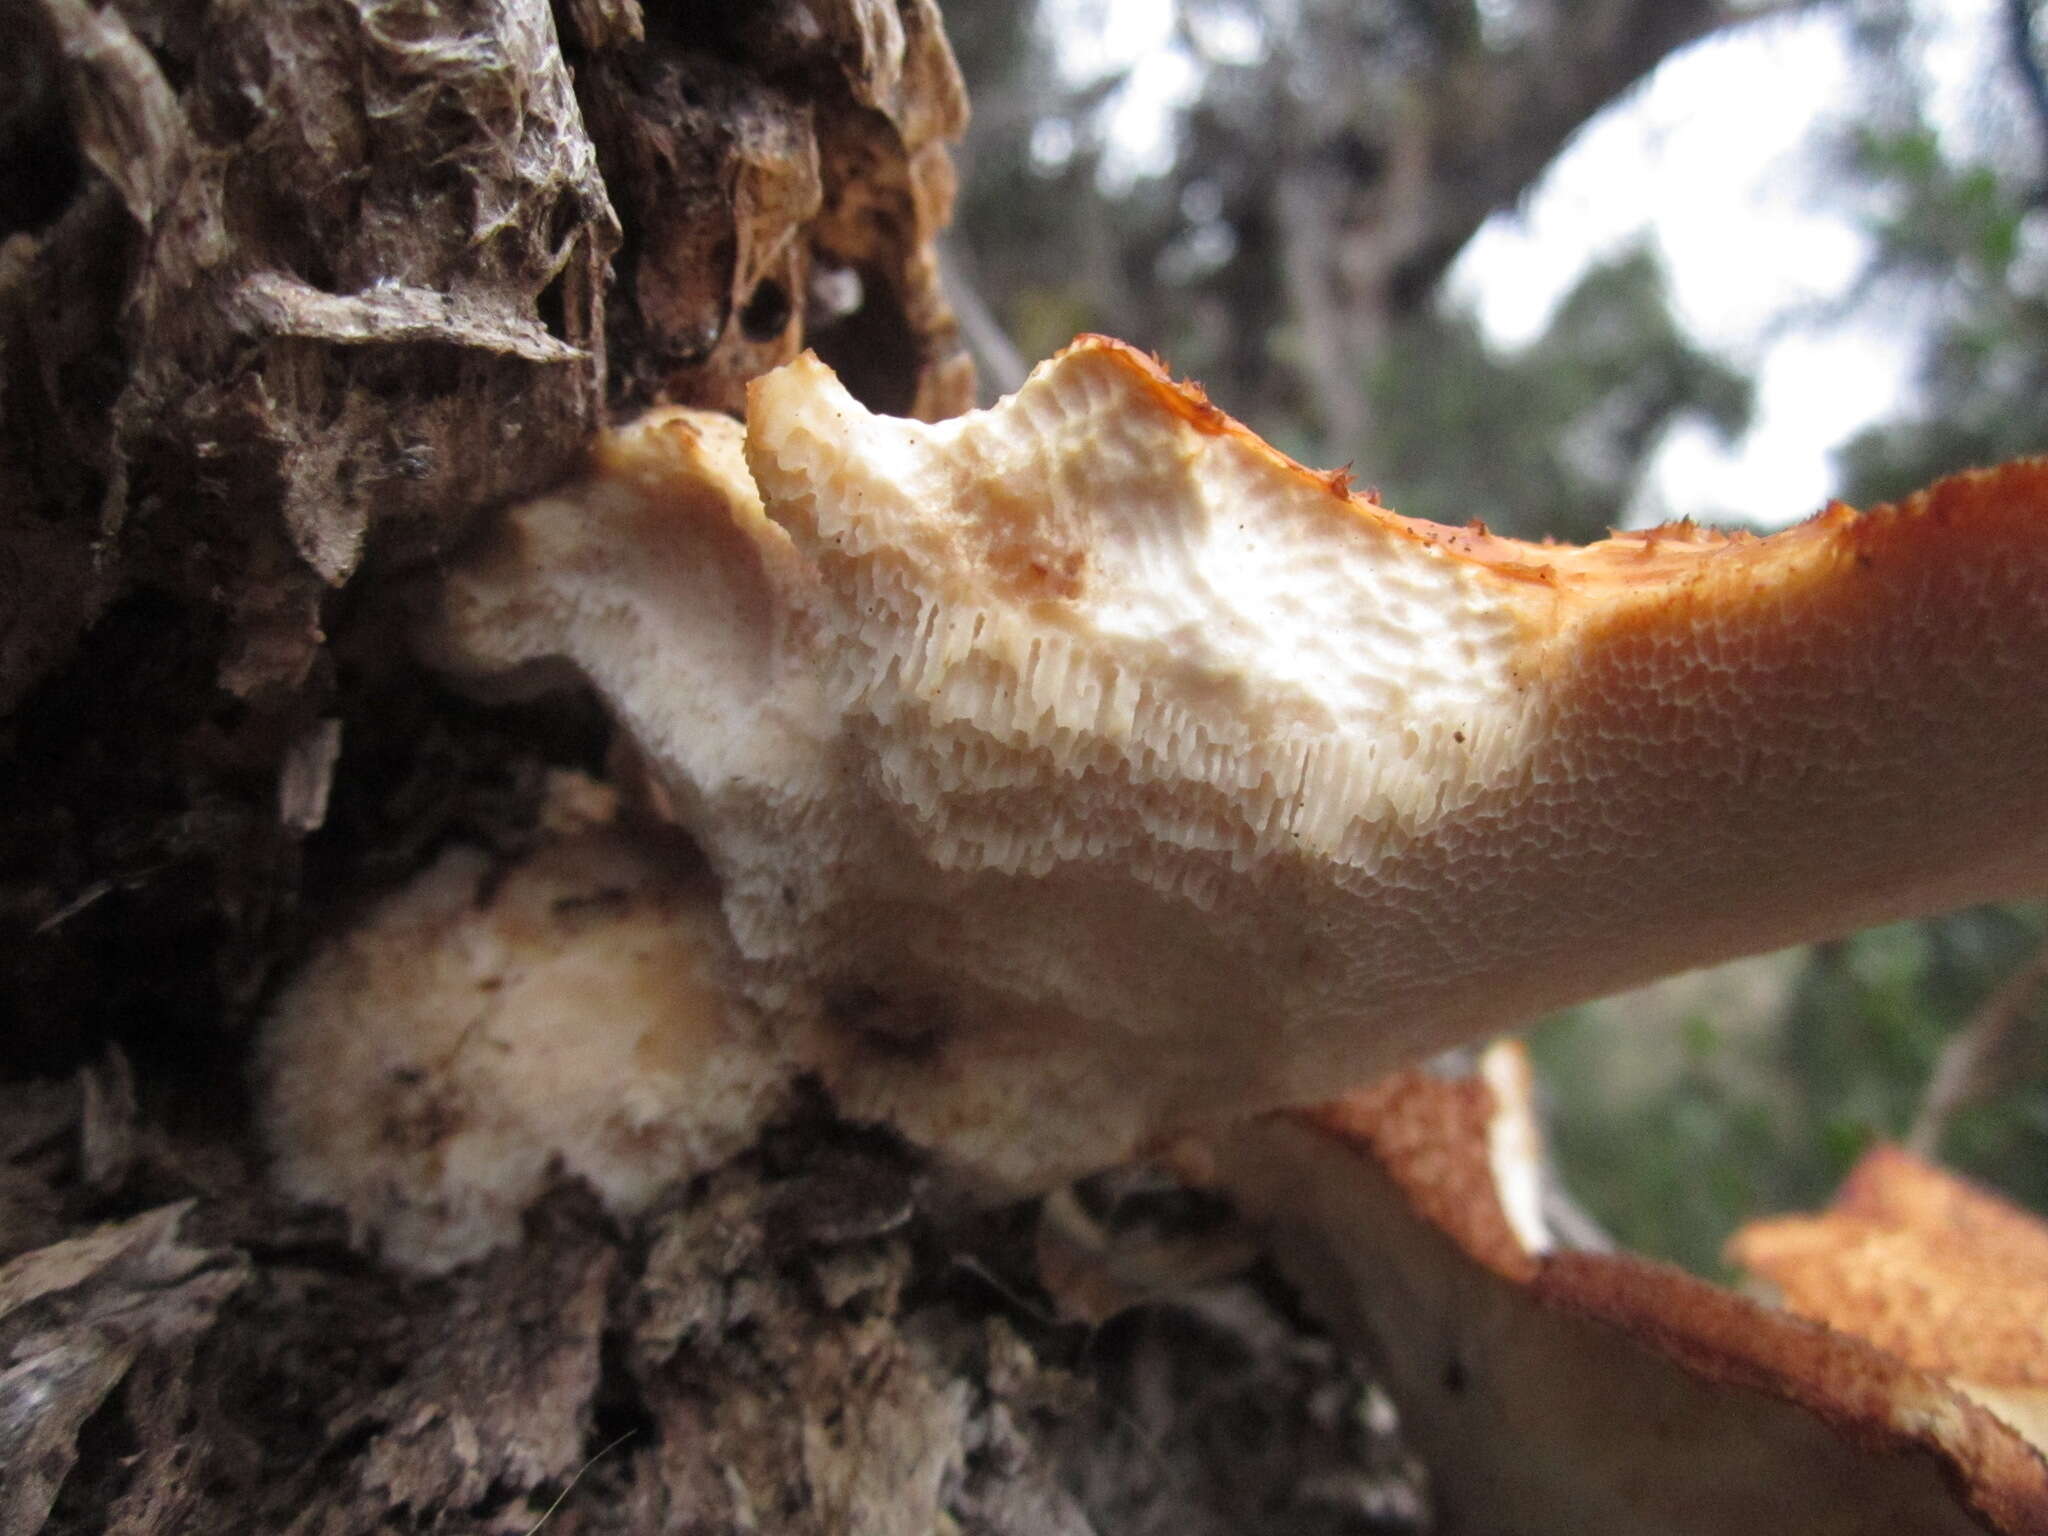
[1836,0,2048,502]
[943,0,1768,476]
[940,0,2048,1271]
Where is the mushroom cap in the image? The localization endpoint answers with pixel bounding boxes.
[1217,1057,2048,1536]
[423,337,2048,1188]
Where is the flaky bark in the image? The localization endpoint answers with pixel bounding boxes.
[0,0,969,1062]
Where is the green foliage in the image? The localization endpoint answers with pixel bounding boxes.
[1362,248,1752,540]
[1533,1001,1790,1278]
[1532,903,2048,1276]
[1836,125,2048,504]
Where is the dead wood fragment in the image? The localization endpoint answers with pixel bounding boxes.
[1,1044,1426,1535]
[0,1202,247,1536]
[573,0,972,418]
[349,1226,616,1519]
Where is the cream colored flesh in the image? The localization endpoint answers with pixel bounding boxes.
[414,338,2048,1190]
[259,830,794,1271]
[759,345,1539,868]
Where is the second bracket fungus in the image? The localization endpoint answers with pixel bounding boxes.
[406,337,2048,1192]
[1215,1057,2048,1535]
[261,827,794,1270]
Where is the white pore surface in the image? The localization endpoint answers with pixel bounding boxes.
[756,348,1539,870]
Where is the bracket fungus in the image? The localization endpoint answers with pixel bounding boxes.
[271,335,2048,1262]
[414,337,2048,1179]
[1214,1050,2048,1535]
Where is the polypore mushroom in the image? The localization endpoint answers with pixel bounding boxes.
[1213,1050,2048,1535]
[415,336,2048,1192]
[1731,1143,2048,1457]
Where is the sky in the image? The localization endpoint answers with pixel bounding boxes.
[1040,0,2019,530]
[1451,11,1885,527]
[1450,0,2009,528]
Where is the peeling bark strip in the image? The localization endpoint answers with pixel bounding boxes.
[573,0,972,419]
[27,0,614,636]
[0,0,972,1065]
[0,1203,247,1536]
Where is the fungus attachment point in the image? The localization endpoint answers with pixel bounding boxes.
[406,341,2048,1197]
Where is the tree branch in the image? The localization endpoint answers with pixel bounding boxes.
[1906,925,2048,1157]
[2005,0,2048,199]
[1393,0,1813,311]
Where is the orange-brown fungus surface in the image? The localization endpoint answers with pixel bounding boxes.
[1733,1144,2048,1459]
[1223,1071,2048,1535]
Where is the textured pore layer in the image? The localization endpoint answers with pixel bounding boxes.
[418,336,2048,1188]
[753,341,1542,871]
